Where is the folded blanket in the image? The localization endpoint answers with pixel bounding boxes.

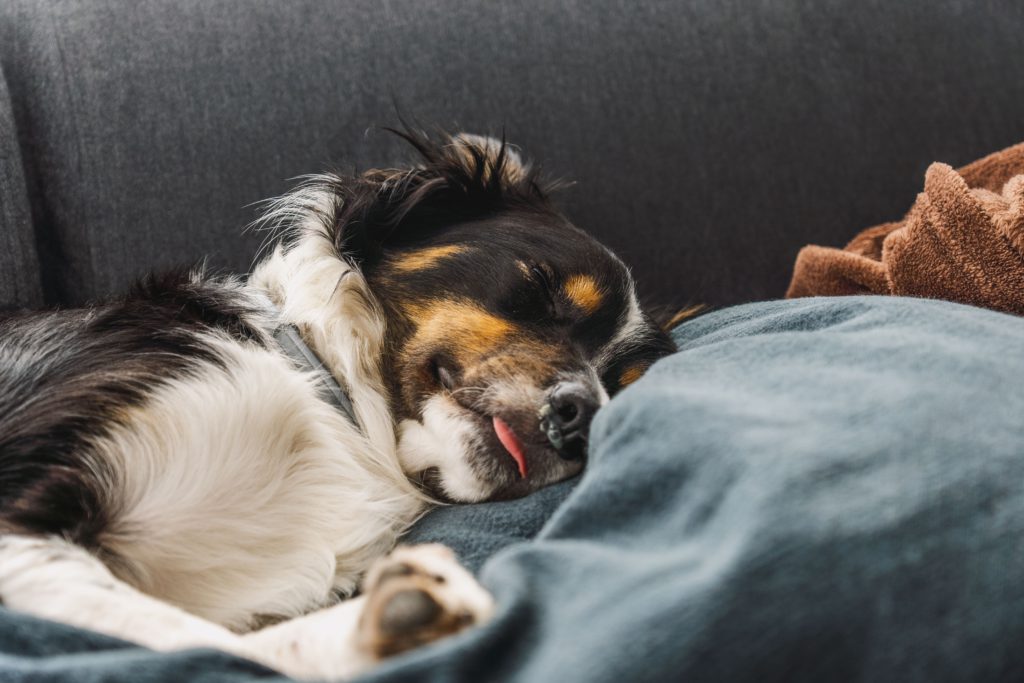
[787,142,1024,314]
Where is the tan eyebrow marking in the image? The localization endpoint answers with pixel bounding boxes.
[619,364,646,388]
[563,274,604,314]
[390,245,468,272]
[404,298,516,356]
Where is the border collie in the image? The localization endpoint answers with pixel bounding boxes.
[0,129,680,679]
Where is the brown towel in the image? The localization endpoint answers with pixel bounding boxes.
[787,142,1024,316]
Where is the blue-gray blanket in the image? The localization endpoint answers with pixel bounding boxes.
[3,297,1023,682]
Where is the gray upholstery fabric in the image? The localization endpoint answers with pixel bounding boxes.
[0,65,42,309]
[1,1,1023,308]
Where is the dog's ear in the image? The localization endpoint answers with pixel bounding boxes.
[330,128,549,266]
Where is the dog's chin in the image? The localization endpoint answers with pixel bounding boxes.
[457,409,583,502]
[401,395,585,504]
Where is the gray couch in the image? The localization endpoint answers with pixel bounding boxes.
[2,0,1023,312]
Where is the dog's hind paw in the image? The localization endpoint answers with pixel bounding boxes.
[355,544,494,659]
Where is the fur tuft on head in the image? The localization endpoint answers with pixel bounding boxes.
[254,126,564,268]
[339,126,567,264]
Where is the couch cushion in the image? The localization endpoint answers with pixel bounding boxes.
[2,1,1023,307]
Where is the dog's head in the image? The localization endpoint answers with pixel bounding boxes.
[313,129,680,502]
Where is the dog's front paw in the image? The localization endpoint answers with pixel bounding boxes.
[356,544,494,659]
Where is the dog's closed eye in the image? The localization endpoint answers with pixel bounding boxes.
[429,356,457,391]
[528,264,557,316]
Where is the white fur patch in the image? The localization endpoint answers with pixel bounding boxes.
[0,535,252,656]
[248,184,398,455]
[0,536,488,681]
[95,334,423,629]
[397,395,492,502]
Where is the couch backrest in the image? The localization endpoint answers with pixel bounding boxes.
[2,0,1023,310]
[0,66,41,308]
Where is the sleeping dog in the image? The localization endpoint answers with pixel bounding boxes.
[0,129,679,679]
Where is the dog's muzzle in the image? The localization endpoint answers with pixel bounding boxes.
[538,382,600,461]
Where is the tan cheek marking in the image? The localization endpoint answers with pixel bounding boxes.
[563,274,604,314]
[405,299,516,357]
[390,245,468,273]
[619,365,646,388]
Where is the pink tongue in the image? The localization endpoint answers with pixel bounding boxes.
[492,416,528,478]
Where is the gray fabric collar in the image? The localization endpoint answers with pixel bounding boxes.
[269,318,361,431]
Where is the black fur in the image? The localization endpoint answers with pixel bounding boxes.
[321,127,563,266]
[356,129,674,395]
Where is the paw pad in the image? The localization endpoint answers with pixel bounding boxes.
[356,545,493,659]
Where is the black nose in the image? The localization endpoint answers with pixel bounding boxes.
[540,383,599,460]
